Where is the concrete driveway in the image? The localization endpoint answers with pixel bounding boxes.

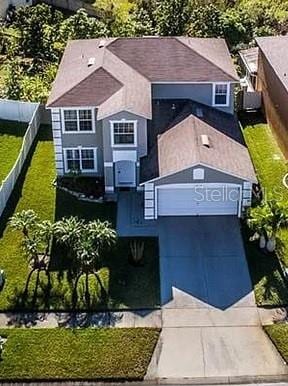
[159,215,255,309]
[153,216,288,382]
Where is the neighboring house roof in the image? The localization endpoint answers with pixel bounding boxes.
[140,101,257,184]
[256,36,288,91]
[47,37,238,117]
[239,47,259,74]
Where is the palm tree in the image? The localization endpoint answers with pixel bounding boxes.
[55,217,117,307]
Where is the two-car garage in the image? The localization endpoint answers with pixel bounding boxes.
[156,184,241,217]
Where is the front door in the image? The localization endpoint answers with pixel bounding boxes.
[115,160,136,187]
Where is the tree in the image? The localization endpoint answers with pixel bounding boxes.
[187,3,224,38]
[10,210,55,296]
[154,0,190,35]
[20,63,58,103]
[14,3,63,61]
[55,217,117,307]
[59,9,108,43]
[221,8,254,50]
[3,59,23,100]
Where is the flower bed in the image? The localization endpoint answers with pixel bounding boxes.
[57,176,104,200]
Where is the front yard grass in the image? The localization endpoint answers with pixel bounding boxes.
[0,120,27,183]
[242,225,288,306]
[0,125,160,311]
[265,324,288,363]
[241,113,288,306]
[0,328,160,380]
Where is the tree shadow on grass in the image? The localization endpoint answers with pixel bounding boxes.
[242,223,288,306]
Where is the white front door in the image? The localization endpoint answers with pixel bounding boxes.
[115,160,136,187]
[157,185,240,216]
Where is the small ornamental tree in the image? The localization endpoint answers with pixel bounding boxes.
[55,217,117,307]
[10,210,55,294]
[247,200,288,252]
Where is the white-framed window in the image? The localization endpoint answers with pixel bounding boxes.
[64,147,97,173]
[110,120,137,147]
[62,109,95,133]
[212,83,230,107]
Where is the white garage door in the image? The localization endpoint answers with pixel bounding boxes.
[157,185,240,216]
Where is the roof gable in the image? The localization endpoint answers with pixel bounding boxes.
[158,114,256,182]
[48,67,122,107]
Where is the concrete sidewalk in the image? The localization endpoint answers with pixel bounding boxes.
[152,326,288,383]
[0,310,162,328]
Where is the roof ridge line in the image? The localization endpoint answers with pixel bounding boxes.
[175,37,238,82]
[191,114,201,161]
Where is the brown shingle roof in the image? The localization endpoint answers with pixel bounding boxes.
[47,39,152,118]
[107,37,238,82]
[47,37,238,115]
[157,114,257,182]
[49,67,123,107]
[256,36,288,91]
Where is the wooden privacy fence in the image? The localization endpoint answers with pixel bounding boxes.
[0,100,41,217]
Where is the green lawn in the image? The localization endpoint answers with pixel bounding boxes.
[265,324,288,363]
[0,125,160,311]
[242,225,288,306]
[0,120,27,183]
[0,328,160,380]
[241,113,288,306]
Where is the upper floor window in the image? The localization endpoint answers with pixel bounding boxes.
[213,83,230,107]
[110,121,137,147]
[63,109,94,132]
[64,147,97,173]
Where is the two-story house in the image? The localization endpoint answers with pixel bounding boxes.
[47,37,256,220]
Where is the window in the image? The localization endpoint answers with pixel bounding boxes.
[111,121,137,146]
[64,147,97,172]
[66,149,80,171]
[63,109,94,132]
[213,83,229,106]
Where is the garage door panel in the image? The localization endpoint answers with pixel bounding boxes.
[157,186,239,216]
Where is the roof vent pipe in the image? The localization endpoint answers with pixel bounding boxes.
[99,39,106,48]
[201,134,210,148]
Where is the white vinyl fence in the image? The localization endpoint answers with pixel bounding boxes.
[0,100,41,217]
[0,99,39,122]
